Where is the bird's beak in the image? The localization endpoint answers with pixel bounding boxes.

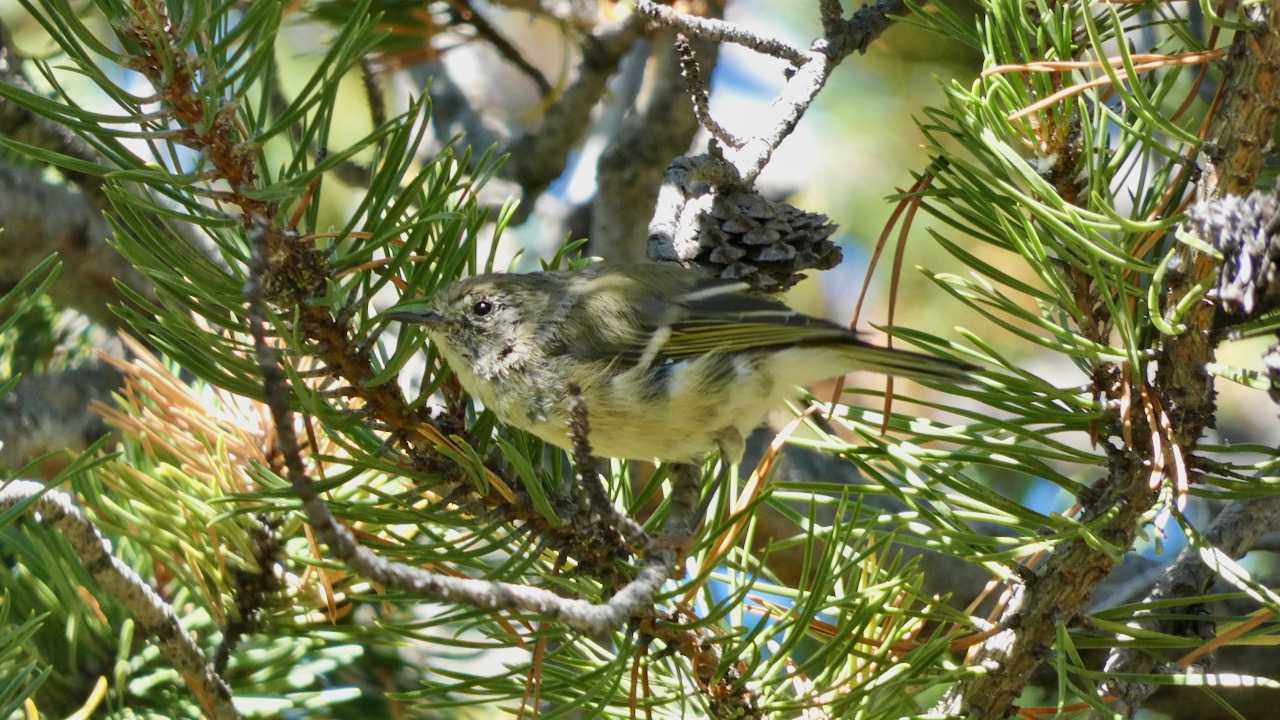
[386,310,446,328]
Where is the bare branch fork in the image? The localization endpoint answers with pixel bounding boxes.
[637,0,907,186]
[638,0,908,278]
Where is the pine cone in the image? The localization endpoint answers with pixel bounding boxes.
[670,191,841,292]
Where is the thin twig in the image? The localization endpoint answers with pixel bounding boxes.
[451,0,554,96]
[566,383,652,551]
[635,0,807,66]
[674,34,742,149]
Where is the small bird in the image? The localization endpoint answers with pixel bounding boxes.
[388,263,973,464]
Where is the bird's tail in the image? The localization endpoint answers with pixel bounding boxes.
[840,340,978,385]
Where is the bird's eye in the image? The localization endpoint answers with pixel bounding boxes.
[471,299,493,317]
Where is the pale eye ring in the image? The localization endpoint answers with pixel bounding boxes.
[472,299,493,317]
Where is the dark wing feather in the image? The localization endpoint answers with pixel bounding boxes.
[590,269,857,363]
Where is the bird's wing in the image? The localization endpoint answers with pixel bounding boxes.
[567,268,853,366]
[565,265,974,383]
[656,276,855,360]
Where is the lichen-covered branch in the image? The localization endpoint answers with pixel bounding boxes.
[0,481,242,720]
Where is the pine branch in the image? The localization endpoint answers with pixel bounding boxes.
[1092,8,1280,712]
[933,2,1280,717]
[0,481,241,720]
